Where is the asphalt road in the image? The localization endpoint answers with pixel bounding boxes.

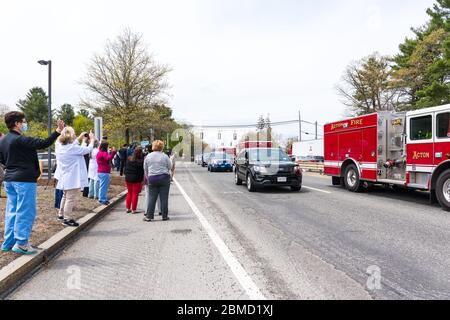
[8,162,450,300]
[175,163,450,300]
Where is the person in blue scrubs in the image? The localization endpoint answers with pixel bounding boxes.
[0,112,64,255]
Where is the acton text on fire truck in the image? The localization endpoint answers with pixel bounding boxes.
[324,103,450,211]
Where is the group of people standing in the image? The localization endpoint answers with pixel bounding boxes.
[0,110,175,256]
[124,140,175,222]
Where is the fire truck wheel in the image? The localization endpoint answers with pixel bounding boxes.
[436,170,450,211]
[343,164,362,192]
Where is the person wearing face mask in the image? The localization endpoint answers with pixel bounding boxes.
[0,111,64,255]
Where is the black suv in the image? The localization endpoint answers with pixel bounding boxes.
[235,148,302,192]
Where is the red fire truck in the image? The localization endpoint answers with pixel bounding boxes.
[237,141,273,152]
[215,147,237,157]
[324,104,450,211]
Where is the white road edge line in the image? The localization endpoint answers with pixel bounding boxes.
[302,186,332,194]
[174,178,266,300]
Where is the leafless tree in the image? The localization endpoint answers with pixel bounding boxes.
[337,53,398,116]
[81,29,171,143]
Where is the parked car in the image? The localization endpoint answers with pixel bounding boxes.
[37,152,57,173]
[235,148,302,192]
[195,155,203,165]
[202,153,211,167]
[207,152,234,172]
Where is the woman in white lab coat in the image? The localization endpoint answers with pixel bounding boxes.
[88,140,100,200]
[56,127,95,227]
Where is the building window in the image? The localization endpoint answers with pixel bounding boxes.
[437,113,450,139]
[233,133,237,140]
[410,115,432,141]
[218,133,222,140]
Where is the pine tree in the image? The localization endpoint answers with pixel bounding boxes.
[57,104,75,126]
[16,87,48,124]
[392,0,450,109]
[256,115,265,131]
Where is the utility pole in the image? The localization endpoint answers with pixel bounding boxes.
[298,110,302,142]
[38,60,52,181]
[315,121,318,140]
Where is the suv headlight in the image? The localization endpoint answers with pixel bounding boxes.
[254,166,267,174]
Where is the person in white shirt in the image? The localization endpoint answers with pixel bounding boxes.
[56,127,95,227]
[88,140,100,199]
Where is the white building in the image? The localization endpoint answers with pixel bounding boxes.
[192,127,251,151]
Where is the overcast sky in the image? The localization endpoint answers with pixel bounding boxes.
[0,0,435,138]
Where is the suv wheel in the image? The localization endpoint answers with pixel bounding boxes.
[344,164,362,192]
[247,174,256,192]
[436,169,450,211]
[235,170,243,185]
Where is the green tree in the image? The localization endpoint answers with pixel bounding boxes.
[57,104,75,126]
[16,87,48,124]
[77,108,91,119]
[0,121,7,134]
[392,0,450,109]
[0,104,9,134]
[73,114,94,135]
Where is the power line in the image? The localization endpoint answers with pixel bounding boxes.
[191,119,325,129]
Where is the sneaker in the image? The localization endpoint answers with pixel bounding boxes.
[58,214,64,221]
[1,247,12,252]
[62,219,80,227]
[99,201,110,206]
[126,209,132,214]
[143,216,153,222]
[12,243,38,255]
[162,217,170,221]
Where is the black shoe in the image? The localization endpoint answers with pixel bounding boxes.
[162,217,170,221]
[143,216,153,222]
[63,219,79,227]
[126,209,132,214]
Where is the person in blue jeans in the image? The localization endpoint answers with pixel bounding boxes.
[143,140,172,222]
[0,111,64,255]
[96,141,116,205]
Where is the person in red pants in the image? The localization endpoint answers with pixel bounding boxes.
[124,146,145,214]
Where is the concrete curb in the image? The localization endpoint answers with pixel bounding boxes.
[0,190,128,298]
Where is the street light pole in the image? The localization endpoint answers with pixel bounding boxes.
[38,60,52,181]
[298,110,302,142]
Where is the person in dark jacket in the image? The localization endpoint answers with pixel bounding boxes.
[0,111,64,255]
[124,146,144,214]
[119,144,128,176]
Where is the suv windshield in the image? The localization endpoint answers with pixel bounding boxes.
[248,149,290,162]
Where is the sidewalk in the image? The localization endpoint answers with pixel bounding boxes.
[8,183,248,300]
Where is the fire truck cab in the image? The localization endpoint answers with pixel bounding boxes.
[324,104,450,211]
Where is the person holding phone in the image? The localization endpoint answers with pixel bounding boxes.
[56,128,95,227]
[96,141,117,205]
